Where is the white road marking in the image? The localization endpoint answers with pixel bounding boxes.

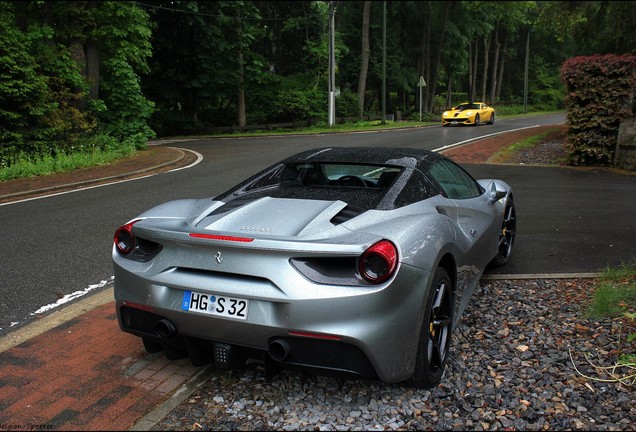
[30,276,115,315]
[432,125,541,153]
[168,149,203,172]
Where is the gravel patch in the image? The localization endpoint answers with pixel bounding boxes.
[507,126,569,166]
[511,139,569,166]
[153,279,636,431]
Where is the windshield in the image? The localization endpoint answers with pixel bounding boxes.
[215,163,406,211]
[455,103,479,110]
[286,163,401,188]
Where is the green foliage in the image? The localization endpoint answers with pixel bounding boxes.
[529,57,565,110]
[561,54,636,165]
[0,1,155,168]
[537,1,636,55]
[0,3,56,165]
[335,88,359,118]
[407,112,440,122]
[272,88,321,122]
[100,55,155,148]
[242,72,326,125]
[3,0,636,172]
[588,261,636,318]
[0,136,136,181]
[93,2,155,147]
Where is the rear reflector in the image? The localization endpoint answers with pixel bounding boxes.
[121,301,156,312]
[288,330,343,341]
[189,233,254,242]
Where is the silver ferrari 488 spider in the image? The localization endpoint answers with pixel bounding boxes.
[113,146,515,388]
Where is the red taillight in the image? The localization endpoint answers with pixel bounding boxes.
[114,220,139,255]
[358,240,398,284]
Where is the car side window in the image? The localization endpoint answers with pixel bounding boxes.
[428,159,483,199]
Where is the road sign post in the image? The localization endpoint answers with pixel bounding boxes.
[417,76,427,122]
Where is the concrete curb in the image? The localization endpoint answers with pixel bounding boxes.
[129,366,216,431]
[481,272,601,280]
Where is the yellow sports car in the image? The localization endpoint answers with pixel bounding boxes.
[442,102,495,126]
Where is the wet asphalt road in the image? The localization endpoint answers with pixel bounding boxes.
[1,113,634,335]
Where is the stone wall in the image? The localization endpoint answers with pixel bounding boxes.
[615,117,636,171]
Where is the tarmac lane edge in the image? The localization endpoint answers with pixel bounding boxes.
[0,285,114,353]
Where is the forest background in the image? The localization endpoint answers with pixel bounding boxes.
[1,0,635,173]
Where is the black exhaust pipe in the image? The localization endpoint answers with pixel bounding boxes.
[155,319,177,339]
[268,339,292,362]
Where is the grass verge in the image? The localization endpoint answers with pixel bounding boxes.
[570,262,636,387]
[589,261,636,365]
[0,145,137,182]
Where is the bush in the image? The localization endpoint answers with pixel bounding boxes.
[561,54,636,166]
[335,88,359,118]
[247,73,327,124]
[407,111,440,122]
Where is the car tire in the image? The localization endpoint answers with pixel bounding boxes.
[488,113,495,124]
[474,114,480,126]
[410,267,454,388]
[490,199,516,267]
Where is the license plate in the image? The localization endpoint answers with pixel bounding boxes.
[181,290,249,320]
[452,120,458,125]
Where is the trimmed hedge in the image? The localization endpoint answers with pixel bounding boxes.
[561,54,636,166]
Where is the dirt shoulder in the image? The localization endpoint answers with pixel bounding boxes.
[440,124,567,165]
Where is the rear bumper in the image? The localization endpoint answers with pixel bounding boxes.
[118,304,378,378]
[114,262,432,383]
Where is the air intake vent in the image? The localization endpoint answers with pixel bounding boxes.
[208,199,254,217]
[330,205,365,225]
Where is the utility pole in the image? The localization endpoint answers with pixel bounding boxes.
[523,29,530,114]
[328,1,336,127]
[381,1,386,124]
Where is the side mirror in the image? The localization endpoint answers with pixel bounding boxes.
[489,181,507,203]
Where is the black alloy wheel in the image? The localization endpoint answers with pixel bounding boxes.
[474,113,480,126]
[411,267,454,388]
[491,199,516,267]
[489,113,495,124]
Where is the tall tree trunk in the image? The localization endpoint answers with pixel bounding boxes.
[495,37,507,102]
[427,1,451,112]
[237,14,246,127]
[237,48,246,127]
[489,22,500,105]
[481,34,490,102]
[68,2,89,110]
[357,1,371,118]
[85,1,100,101]
[470,40,478,103]
[467,41,472,105]
[445,76,452,109]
